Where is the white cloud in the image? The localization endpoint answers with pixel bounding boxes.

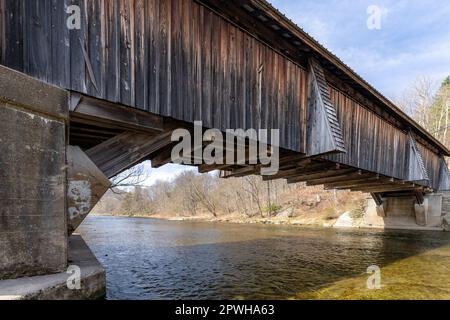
[142,164,197,186]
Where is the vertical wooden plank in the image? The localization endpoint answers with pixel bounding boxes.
[70,0,87,93]
[234,26,244,129]
[158,0,171,116]
[192,2,202,121]
[261,46,274,141]
[243,35,251,130]
[285,61,292,148]
[220,23,234,130]
[119,0,135,107]
[216,18,225,130]
[289,63,299,151]
[104,0,120,102]
[271,53,279,141]
[184,0,194,122]
[254,40,261,132]
[50,0,70,88]
[228,24,238,130]
[134,0,147,110]
[86,0,104,97]
[278,56,286,148]
[0,0,6,65]
[260,46,268,132]
[201,7,212,127]
[147,0,159,114]
[27,0,52,82]
[251,36,258,131]
[2,0,24,72]
[299,68,307,152]
[179,0,192,122]
[211,16,221,129]
[169,0,180,119]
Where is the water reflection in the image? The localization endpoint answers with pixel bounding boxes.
[78,216,450,300]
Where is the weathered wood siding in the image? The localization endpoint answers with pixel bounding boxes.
[0,0,308,152]
[325,87,442,189]
[0,0,446,189]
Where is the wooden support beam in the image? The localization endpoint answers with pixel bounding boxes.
[222,165,259,178]
[150,145,176,168]
[306,170,366,186]
[371,193,384,206]
[328,178,401,190]
[86,131,173,178]
[263,162,336,181]
[351,184,423,193]
[67,146,111,235]
[278,157,313,171]
[415,191,425,205]
[198,164,236,173]
[287,168,355,184]
[70,94,164,134]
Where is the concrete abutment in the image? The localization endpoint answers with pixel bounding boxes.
[0,66,106,298]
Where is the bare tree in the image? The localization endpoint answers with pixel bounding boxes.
[395,76,450,150]
[110,162,150,193]
[243,175,264,217]
[190,174,218,217]
[395,76,435,129]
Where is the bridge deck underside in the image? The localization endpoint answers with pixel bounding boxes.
[70,115,432,197]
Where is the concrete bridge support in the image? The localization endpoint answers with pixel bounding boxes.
[0,66,68,280]
[0,66,106,299]
[365,193,450,230]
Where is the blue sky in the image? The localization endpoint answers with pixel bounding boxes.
[271,0,450,97]
[143,0,450,186]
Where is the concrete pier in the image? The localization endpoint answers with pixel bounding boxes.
[363,193,450,231]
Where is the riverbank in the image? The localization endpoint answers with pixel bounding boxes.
[91,211,347,228]
[92,207,447,232]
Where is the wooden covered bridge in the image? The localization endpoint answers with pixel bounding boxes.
[0,0,450,293]
[1,0,450,282]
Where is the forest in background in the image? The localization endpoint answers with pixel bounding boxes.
[93,172,368,223]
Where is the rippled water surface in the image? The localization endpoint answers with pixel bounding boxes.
[78,216,450,300]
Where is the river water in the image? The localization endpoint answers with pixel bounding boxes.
[78,216,450,300]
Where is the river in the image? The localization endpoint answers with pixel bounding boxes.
[78,216,450,300]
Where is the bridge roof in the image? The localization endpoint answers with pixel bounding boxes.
[201,0,450,156]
